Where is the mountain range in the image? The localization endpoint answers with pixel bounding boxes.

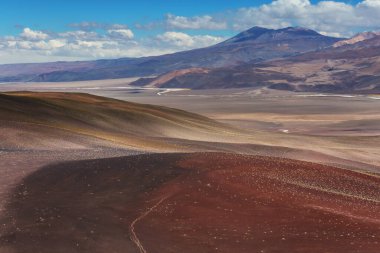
[133,30,380,93]
[0,27,340,82]
[1,26,380,93]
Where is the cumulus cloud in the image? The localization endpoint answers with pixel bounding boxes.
[107,29,134,39]
[68,21,130,31]
[59,31,99,40]
[0,24,224,64]
[360,0,380,8]
[157,32,194,47]
[165,14,227,30]
[154,0,380,37]
[20,28,49,40]
[231,0,380,37]
[157,32,224,48]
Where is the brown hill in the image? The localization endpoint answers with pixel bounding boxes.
[0,92,233,151]
[333,32,380,48]
[2,91,379,172]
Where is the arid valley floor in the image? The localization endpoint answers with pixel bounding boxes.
[0,79,379,253]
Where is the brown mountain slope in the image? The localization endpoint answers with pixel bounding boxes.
[0,92,234,151]
[1,92,379,171]
[1,153,379,253]
[333,31,380,48]
[135,35,380,93]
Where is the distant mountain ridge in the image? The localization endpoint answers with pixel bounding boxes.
[0,26,342,82]
[137,34,380,94]
[333,31,380,48]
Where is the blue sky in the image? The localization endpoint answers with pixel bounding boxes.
[0,0,379,63]
[0,0,363,36]
[1,1,272,36]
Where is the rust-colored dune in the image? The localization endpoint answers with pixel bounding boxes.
[1,153,379,253]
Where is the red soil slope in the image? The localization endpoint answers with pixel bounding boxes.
[1,153,379,253]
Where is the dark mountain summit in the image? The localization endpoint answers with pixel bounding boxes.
[222,26,272,43]
[222,26,324,44]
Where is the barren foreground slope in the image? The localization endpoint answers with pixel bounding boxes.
[0,92,379,253]
[1,153,379,253]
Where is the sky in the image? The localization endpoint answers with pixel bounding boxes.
[1,0,380,64]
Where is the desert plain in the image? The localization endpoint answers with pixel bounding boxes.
[0,79,379,253]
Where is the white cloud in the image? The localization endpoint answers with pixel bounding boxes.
[74,40,118,49]
[232,0,380,37]
[157,32,194,47]
[47,39,66,48]
[159,0,380,37]
[107,29,134,39]
[0,24,224,64]
[108,24,130,30]
[20,28,49,40]
[166,14,227,30]
[68,22,130,31]
[59,31,98,40]
[157,31,224,48]
[360,0,380,8]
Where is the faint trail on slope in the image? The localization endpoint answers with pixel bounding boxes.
[130,196,170,253]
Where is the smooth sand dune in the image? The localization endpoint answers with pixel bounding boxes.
[1,153,379,253]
